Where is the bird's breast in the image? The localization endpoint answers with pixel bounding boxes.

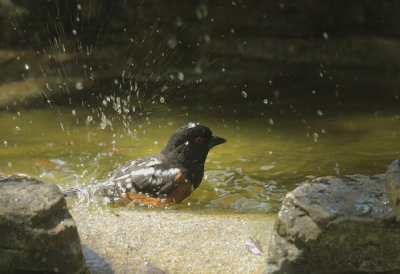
[166,172,195,203]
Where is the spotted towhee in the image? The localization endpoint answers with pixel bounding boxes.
[66,123,226,206]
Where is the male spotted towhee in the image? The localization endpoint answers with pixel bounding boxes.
[65,123,226,206]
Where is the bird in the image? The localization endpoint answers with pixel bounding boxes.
[65,123,226,206]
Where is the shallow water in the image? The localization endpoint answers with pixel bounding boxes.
[1,101,399,214]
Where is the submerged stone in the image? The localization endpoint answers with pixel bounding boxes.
[0,175,86,273]
[386,158,400,221]
[72,209,274,273]
[265,174,400,273]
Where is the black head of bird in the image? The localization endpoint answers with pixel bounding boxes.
[161,123,227,168]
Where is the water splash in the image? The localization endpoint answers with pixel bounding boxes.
[178,72,184,81]
[75,81,84,90]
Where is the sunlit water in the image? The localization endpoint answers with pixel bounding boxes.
[1,102,399,214]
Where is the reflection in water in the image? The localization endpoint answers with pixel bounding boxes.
[0,104,399,214]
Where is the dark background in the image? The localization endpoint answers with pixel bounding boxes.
[1,0,400,112]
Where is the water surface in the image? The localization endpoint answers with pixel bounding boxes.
[1,101,399,214]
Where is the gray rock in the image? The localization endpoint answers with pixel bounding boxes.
[386,158,400,220]
[0,175,86,273]
[265,174,400,274]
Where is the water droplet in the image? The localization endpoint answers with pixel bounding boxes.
[221,67,225,72]
[77,3,82,10]
[167,36,178,49]
[15,126,20,131]
[4,140,7,147]
[45,83,53,91]
[317,109,323,116]
[268,118,274,125]
[175,16,183,27]
[75,81,83,90]
[72,109,76,116]
[178,72,184,81]
[196,3,208,20]
[313,132,319,142]
[72,29,77,35]
[263,99,268,104]
[322,32,329,39]
[160,85,168,92]
[154,141,158,145]
[24,64,30,70]
[187,122,196,128]
[160,97,165,104]
[86,115,93,123]
[103,197,111,205]
[241,90,248,98]
[185,141,189,145]
[8,162,12,167]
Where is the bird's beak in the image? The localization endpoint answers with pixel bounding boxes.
[210,134,227,148]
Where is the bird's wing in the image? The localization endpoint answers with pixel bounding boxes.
[111,156,180,197]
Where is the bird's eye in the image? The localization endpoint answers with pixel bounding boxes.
[195,137,204,144]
